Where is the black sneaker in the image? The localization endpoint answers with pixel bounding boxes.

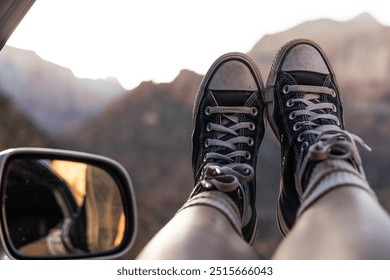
[265,39,371,236]
[190,52,266,244]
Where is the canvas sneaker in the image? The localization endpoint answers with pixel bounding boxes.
[265,39,372,235]
[187,52,266,244]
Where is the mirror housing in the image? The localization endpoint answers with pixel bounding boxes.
[0,147,137,259]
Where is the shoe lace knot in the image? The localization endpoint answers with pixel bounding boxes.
[307,129,371,165]
[193,105,257,223]
[192,163,253,225]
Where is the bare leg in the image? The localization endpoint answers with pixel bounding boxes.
[273,186,390,259]
[136,205,259,259]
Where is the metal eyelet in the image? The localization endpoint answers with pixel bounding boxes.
[332,104,337,112]
[282,85,290,94]
[301,142,309,150]
[293,122,301,131]
[289,112,297,120]
[286,99,295,107]
[251,107,258,116]
[248,137,254,147]
[205,106,211,116]
[206,123,212,132]
[297,133,304,142]
[336,119,341,126]
[331,89,336,97]
[245,151,251,160]
[249,122,255,131]
[204,138,210,148]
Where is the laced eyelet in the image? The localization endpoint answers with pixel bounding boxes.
[289,112,297,120]
[293,122,301,131]
[203,154,208,162]
[331,89,336,97]
[249,122,255,131]
[336,119,341,126]
[204,138,210,148]
[245,151,251,160]
[206,123,212,132]
[248,137,254,147]
[282,85,290,94]
[297,133,304,142]
[286,99,295,107]
[332,104,337,112]
[205,106,211,116]
[251,107,258,116]
[301,142,309,150]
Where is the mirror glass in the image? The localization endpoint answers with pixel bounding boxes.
[2,158,127,257]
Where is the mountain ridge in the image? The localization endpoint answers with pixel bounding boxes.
[0,45,126,135]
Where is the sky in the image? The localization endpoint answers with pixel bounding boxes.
[6,0,390,90]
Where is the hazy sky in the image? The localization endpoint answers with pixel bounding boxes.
[6,0,390,90]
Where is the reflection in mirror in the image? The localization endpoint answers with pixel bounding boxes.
[2,158,126,257]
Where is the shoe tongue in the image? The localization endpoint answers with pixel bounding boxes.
[212,90,251,106]
[289,71,327,87]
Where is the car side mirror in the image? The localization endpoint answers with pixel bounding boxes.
[0,148,137,259]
